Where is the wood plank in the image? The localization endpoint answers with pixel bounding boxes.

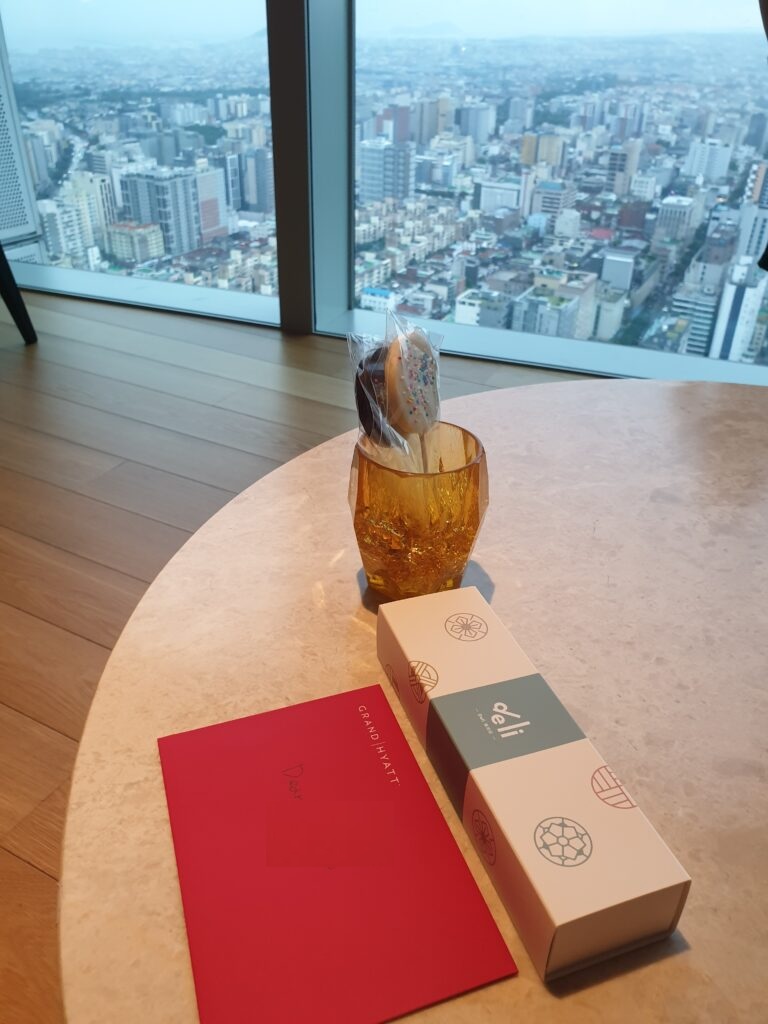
[0,603,106,740]
[215,380,359,437]
[0,327,243,405]
[0,350,330,462]
[0,704,75,836]
[0,417,122,490]
[0,339,357,440]
[0,849,65,1024]
[0,525,145,647]
[0,380,279,493]
[4,304,357,410]
[0,420,233,531]
[21,292,350,375]
[79,460,235,532]
[0,466,189,582]
[2,783,69,880]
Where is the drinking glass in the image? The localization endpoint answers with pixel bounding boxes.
[349,422,488,601]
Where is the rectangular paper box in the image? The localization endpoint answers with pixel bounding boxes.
[377,586,691,979]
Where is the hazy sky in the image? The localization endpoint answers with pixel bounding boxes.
[0,0,764,50]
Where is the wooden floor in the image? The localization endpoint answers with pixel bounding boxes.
[0,291,583,1023]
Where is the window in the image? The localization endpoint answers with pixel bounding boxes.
[350,1,768,382]
[2,1,768,385]
[1,0,278,323]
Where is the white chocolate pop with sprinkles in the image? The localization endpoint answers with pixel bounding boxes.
[384,329,440,437]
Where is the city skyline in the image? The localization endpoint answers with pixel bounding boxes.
[1,0,763,50]
[357,0,763,38]
[4,17,768,367]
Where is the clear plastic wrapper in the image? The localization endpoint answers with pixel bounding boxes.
[348,311,442,473]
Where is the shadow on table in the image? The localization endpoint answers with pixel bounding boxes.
[462,559,495,603]
[357,560,495,612]
[546,930,690,998]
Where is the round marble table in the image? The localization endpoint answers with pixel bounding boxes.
[61,380,767,1024]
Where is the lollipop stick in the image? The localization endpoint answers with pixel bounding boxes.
[419,433,429,474]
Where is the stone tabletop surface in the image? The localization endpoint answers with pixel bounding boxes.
[60,380,768,1023]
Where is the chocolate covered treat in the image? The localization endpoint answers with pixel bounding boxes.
[354,344,391,445]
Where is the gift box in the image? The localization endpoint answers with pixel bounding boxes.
[377,586,690,980]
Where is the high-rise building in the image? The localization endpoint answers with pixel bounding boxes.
[24,120,63,171]
[608,139,642,197]
[121,168,200,255]
[709,257,768,362]
[413,99,438,146]
[554,208,580,237]
[457,104,496,147]
[578,97,602,131]
[37,198,86,260]
[479,177,522,213]
[531,180,576,225]
[360,139,415,204]
[593,283,626,340]
[196,166,228,244]
[107,222,165,263]
[630,173,657,202]
[506,97,534,133]
[601,250,634,292]
[671,283,720,356]
[533,268,597,339]
[654,196,695,241]
[737,205,768,260]
[254,148,275,214]
[683,138,733,183]
[455,288,510,328]
[241,151,259,210]
[23,132,50,191]
[607,146,628,197]
[746,160,768,205]
[536,134,565,171]
[378,102,411,144]
[520,133,538,166]
[510,285,579,338]
[738,160,768,261]
[745,112,768,152]
[240,149,274,213]
[685,225,737,290]
[211,153,242,211]
[62,171,117,248]
[435,96,455,134]
[86,148,113,176]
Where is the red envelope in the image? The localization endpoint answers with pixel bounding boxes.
[159,684,516,1023]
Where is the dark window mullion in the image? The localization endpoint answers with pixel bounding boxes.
[266,0,314,333]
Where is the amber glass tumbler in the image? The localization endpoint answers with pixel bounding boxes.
[349,422,489,601]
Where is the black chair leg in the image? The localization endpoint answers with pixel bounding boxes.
[0,243,37,345]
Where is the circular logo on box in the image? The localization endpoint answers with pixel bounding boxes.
[534,816,593,867]
[408,661,438,703]
[591,764,637,809]
[384,663,399,695]
[472,809,497,865]
[444,613,489,642]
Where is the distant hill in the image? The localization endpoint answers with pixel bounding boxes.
[388,22,463,38]
[202,30,268,55]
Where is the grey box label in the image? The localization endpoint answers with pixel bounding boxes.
[426,675,585,814]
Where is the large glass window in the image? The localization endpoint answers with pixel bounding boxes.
[1,0,278,322]
[353,1,768,378]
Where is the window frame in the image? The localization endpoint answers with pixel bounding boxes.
[3,0,768,385]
